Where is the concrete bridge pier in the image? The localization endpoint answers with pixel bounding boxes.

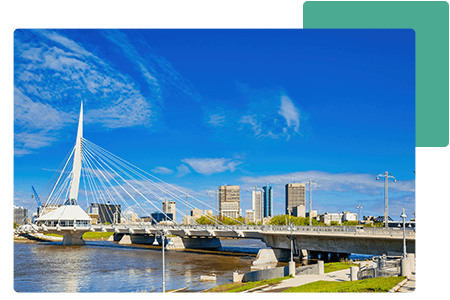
[299,249,309,260]
[62,232,85,245]
[252,248,291,268]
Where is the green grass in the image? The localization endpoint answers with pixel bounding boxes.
[283,276,406,293]
[205,275,293,293]
[44,232,114,239]
[324,261,359,273]
[82,232,114,239]
[44,233,63,237]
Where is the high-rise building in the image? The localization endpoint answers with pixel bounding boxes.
[162,199,176,223]
[285,183,306,214]
[219,185,240,218]
[262,185,273,218]
[89,203,121,224]
[14,206,28,225]
[252,190,263,222]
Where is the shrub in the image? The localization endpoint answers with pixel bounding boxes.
[342,221,359,226]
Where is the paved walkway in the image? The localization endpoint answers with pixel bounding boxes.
[252,269,351,292]
[251,267,416,293]
[395,271,416,293]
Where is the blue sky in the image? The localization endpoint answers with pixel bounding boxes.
[14,29,415,220]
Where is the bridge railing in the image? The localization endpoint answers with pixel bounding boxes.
[91,223,415,237]
[259,225,415,237]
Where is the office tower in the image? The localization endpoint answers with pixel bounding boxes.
[262,185,273,218]
[252,190,263,222]
[162,199,176,222]
[285,183,306,214]
[90,203,121,224]
[13,206,28,225]
[219,185,240,218]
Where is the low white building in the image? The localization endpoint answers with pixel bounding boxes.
[342,211,357,222]
[319,212,342,225]
[245,210,255,223]
[292,205,306,218]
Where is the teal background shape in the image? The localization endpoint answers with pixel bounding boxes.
[304,1,449,147]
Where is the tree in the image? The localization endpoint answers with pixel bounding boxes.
[329,221,340,226]
[342,221,359,226]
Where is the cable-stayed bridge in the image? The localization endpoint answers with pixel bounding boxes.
[15,103,415,258]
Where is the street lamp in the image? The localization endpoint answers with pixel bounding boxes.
[288,215,294,263]
[207,190,219,225]
[301,180,319,226]
[153,230,174,293]
[376,171,396,229]
[400,207,407,259]
[356,204,363,224]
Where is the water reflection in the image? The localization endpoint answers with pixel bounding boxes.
[15,239,259,292]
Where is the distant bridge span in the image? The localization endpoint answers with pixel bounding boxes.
[18,223,415,256]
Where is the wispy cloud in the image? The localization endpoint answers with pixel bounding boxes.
[182,158,242,175]
[278,95,300,134]
[240,170,415,195]
[14,29,199,155]
[205,84,307,141]
[239,115,261,136]
[176,164,191,177]
[151,166,174,175]
[208,113,226,127]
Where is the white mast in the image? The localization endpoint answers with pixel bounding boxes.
[67,102,83,204]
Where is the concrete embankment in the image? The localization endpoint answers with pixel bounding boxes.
[15,233,63,242]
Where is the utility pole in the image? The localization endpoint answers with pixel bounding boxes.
[376,171,396,229]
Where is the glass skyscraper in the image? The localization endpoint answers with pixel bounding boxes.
[262,185,273,218]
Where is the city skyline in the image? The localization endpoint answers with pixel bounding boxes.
[14,29,415,221]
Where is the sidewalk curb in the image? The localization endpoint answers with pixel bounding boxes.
[388,277,409,293]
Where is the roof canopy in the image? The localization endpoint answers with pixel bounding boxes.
[36,205,91,221]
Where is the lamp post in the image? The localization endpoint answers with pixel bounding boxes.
[356,204,362,224]
[376,171,396,229]
[400,207,407,259]
[301,180,319,226]
[153,230,174,293]
[289,215,294,263]
[207,190,219,225]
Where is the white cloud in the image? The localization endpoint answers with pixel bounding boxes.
[208,113,226,127]
[239,115,261,136]
[278,95,300,133]
[182,158,242,175]
[240,170,415,195]
[151,166,174,175]
[14,131,57,153]
[176,164,191,177]
[14,87,75,131]
[205,85,306,141]
[14,148,33,156]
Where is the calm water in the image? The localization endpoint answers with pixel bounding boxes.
[14,239,268,293]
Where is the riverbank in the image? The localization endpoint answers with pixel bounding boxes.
[204,269,407,293]
[197,260,370,293]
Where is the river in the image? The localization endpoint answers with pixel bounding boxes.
[14,238,269,292]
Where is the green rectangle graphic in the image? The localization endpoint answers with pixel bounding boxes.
[304,1,449,147]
